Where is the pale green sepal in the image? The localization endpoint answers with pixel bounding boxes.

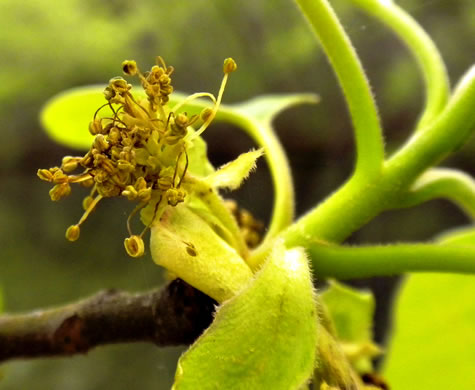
[204,148,264,190]
[173,244,319,390]
[150,203,252,303]
[320,281,379,374]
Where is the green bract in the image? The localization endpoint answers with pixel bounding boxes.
[172,244,318,390]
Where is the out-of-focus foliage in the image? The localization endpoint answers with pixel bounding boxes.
[1,0,475,388]
[321,281,378,374]
[383,273,475,389]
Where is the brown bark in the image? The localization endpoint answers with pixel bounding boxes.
[0,279,216,362]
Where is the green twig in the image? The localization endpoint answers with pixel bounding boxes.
[386,65,475,184]
[306,242,475,279]
[294,0,385,180]
[350,0,450,130]
[394,167,475,220]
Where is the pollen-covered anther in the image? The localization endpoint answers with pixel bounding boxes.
[200,108,213,122]
[65,225,80,242]
[80,177,95,188]
[137,187,152,202]
[61,156,80,173]
[82,195,94,210]
[223,58,237,74]
[93,134,110,152]
[166,188,186,206]
[122,185,138,201]
[49,183,71,201]
[124,235,145,258]
[37,169,54,182]
[52,169,69,184]
[122,60,138,76]
[109,77,131,95]
[89,119,103,135]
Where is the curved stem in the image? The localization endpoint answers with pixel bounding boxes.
[306,242,475,279]
[294,0,385,180]
[386,65,475,185]
[350,0,450,130]
[394,167,475,220]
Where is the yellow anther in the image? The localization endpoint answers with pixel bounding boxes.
[49,183,71,201]
[166,188,186,206]
[122,185,138,201]
[89,119,103,135]
[61,156,79,173]
[82,195,94,211]
[200,108,213,122]
[37,169,53,182]
[124,235,145,258]
[65,225,80,242]
[93,134,110,152]
[223,58,237,74]
[122,60,138,76]
[137,187,152,202]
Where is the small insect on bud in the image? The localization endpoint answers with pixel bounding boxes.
[200,107,213,122]
[89,119,103,135]
[122,60,138,76]
[37,169,53,182]
[65,225,80,242]
[223,58,237,74]
[124,235,145,258]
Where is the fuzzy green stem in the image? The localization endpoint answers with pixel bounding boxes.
[350,0,450,129]
[294,0,385,180]
[385,65,475,185]
[394,168,475,220]
[215,103,297,242]
[306,243,475,279]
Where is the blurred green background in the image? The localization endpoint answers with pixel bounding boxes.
[1,0,474,388]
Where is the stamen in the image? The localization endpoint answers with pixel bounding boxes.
[126,202,147,236]
[187,58,237,141]
[171,92,217,114]
[77,194,103,227]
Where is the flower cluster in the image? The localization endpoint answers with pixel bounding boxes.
[38,57,237,257]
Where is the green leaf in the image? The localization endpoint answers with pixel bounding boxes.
[204,148,263,190]
[150,203,252,303]
[383,273,475,389]
[320,280,378,373]
[173,244,318,390]
[40,85,111,150]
